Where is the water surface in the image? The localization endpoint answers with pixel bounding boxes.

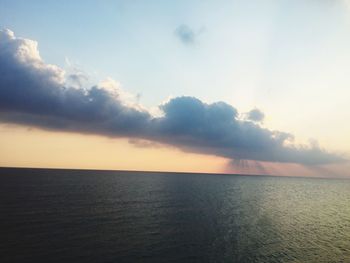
[1,168,350,262]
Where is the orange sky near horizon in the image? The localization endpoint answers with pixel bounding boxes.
[0,124,229,173]
[1,123,349,178]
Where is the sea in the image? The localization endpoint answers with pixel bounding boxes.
[1,167,350,263]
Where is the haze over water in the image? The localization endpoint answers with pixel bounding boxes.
[1,168,350,262]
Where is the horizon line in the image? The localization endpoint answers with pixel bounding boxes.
[0,166,346,181]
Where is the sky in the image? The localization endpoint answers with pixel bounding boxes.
[1,0,350,177]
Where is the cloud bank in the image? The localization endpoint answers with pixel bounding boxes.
[0,29,344,165]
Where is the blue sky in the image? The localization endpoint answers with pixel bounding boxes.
[2,1,349,107]
[3,0,349,108]
[1,0,350,175]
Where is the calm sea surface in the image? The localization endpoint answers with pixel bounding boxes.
[1,168,350,262]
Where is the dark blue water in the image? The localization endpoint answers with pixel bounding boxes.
[1,168,350,262]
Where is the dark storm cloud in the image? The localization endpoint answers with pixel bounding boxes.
[0,29,344,165]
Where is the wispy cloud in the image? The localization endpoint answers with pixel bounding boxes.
[174,24,203,45]
[0,29,344,165]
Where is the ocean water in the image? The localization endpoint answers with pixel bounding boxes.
[1,168,350,262]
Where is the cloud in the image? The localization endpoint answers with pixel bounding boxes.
[128,138,163,148]
[174,24,200,45]
[246,108,265,122]
[0,29,345,165]
[0,29,151,135]
[152,97,343,165]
